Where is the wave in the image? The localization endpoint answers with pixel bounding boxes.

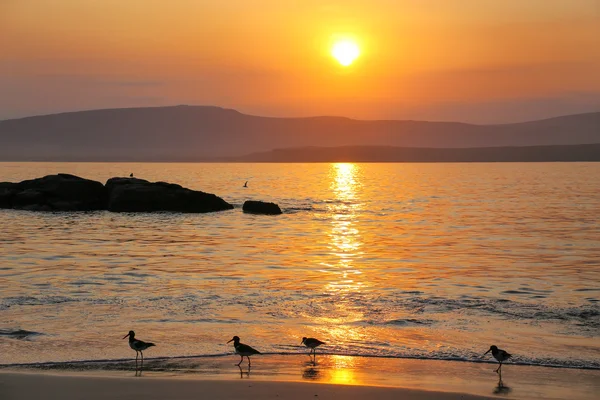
[3,294,598,329]
[1,351,598,371]
[0,328,42,340]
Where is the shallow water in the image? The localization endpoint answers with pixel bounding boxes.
[1,162,599,370]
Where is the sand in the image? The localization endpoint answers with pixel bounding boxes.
[0,372,494,400]
[2,355,599,399]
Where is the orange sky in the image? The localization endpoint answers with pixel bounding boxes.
[1,0,599,122]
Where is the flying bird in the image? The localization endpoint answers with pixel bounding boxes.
[227,336,261,366]
[301,337,326,355]
[484,345,512,374]
[123,330,155,375]
[243,181,248,188]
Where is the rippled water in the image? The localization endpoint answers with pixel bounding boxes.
[1,162,599,369]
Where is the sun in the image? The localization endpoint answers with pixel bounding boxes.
[331,40,360,66]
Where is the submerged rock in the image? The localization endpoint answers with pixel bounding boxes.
[0,174,106,211]
[105,177,234,213]
[242,200,282,215]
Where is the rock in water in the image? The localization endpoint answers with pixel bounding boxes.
[0,182,19,208]
[105,177,234,213]
[242,200,282,215]
[1,174,107,211]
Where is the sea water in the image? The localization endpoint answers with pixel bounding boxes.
[1,162,598,370]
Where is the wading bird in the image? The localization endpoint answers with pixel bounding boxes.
[227,336,261,366]
[301,337,326,355]
[484,345,512,373]
[123,330,155,375]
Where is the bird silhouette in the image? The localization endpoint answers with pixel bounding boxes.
[484,345,512,374]
[123,330,155,375]
[302,337,326,355]
[227,336,261,366]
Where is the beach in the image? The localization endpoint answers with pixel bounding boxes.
[2,355,600,399]
[0,373,496,400]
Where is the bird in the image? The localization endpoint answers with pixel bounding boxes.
[130,173,134,178]
[243,181,248,188]
[227,336,261,366]
[123,330,155,374]
[301,337,325,355]
[484,345,512,374]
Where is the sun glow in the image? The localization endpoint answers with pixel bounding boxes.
[331,40,360,66]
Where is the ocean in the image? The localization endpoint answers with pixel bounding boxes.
[1,162,599,370]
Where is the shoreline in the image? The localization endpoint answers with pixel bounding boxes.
[0,372,495,400]
[2,355,599,399]
[2,352,599,371]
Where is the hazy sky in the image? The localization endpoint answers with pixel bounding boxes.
[1,0,599,123]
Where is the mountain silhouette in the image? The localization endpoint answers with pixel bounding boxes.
[0,106,598,161]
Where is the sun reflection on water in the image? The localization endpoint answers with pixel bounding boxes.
[329,355,358,385]
[324,163,365,296]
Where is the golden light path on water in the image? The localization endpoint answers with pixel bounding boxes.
[326,163,364,294]
[315,163,368,374]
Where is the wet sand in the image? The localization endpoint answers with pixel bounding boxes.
[0,372,497,400]
[2,355,599,399]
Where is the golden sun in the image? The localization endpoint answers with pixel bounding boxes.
[331,40,360,66]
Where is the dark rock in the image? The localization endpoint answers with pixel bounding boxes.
[105,177,234,213]
[0,174,234,213]
[0,182,19,208]
[242,200,282,215]
[6,174,107,211]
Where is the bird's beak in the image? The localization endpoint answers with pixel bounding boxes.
[483,349,491,355]
[227,338,233,344]
[123,333,130,339]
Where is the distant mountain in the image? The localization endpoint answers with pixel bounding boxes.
[223,144,600,162]
[0,106,598,161]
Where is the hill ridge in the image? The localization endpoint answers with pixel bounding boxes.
[1,106,598,161]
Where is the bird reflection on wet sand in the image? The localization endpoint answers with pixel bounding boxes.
[302,360,321,381]
[493,378,512,395]
[237,364,251,378]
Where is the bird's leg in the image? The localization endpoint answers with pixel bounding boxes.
[140,351,144,375]
[248,356,251,367]
[135,351,139,373]
[237,355,243,366]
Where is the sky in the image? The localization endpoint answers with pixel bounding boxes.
[1,0,599,123]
